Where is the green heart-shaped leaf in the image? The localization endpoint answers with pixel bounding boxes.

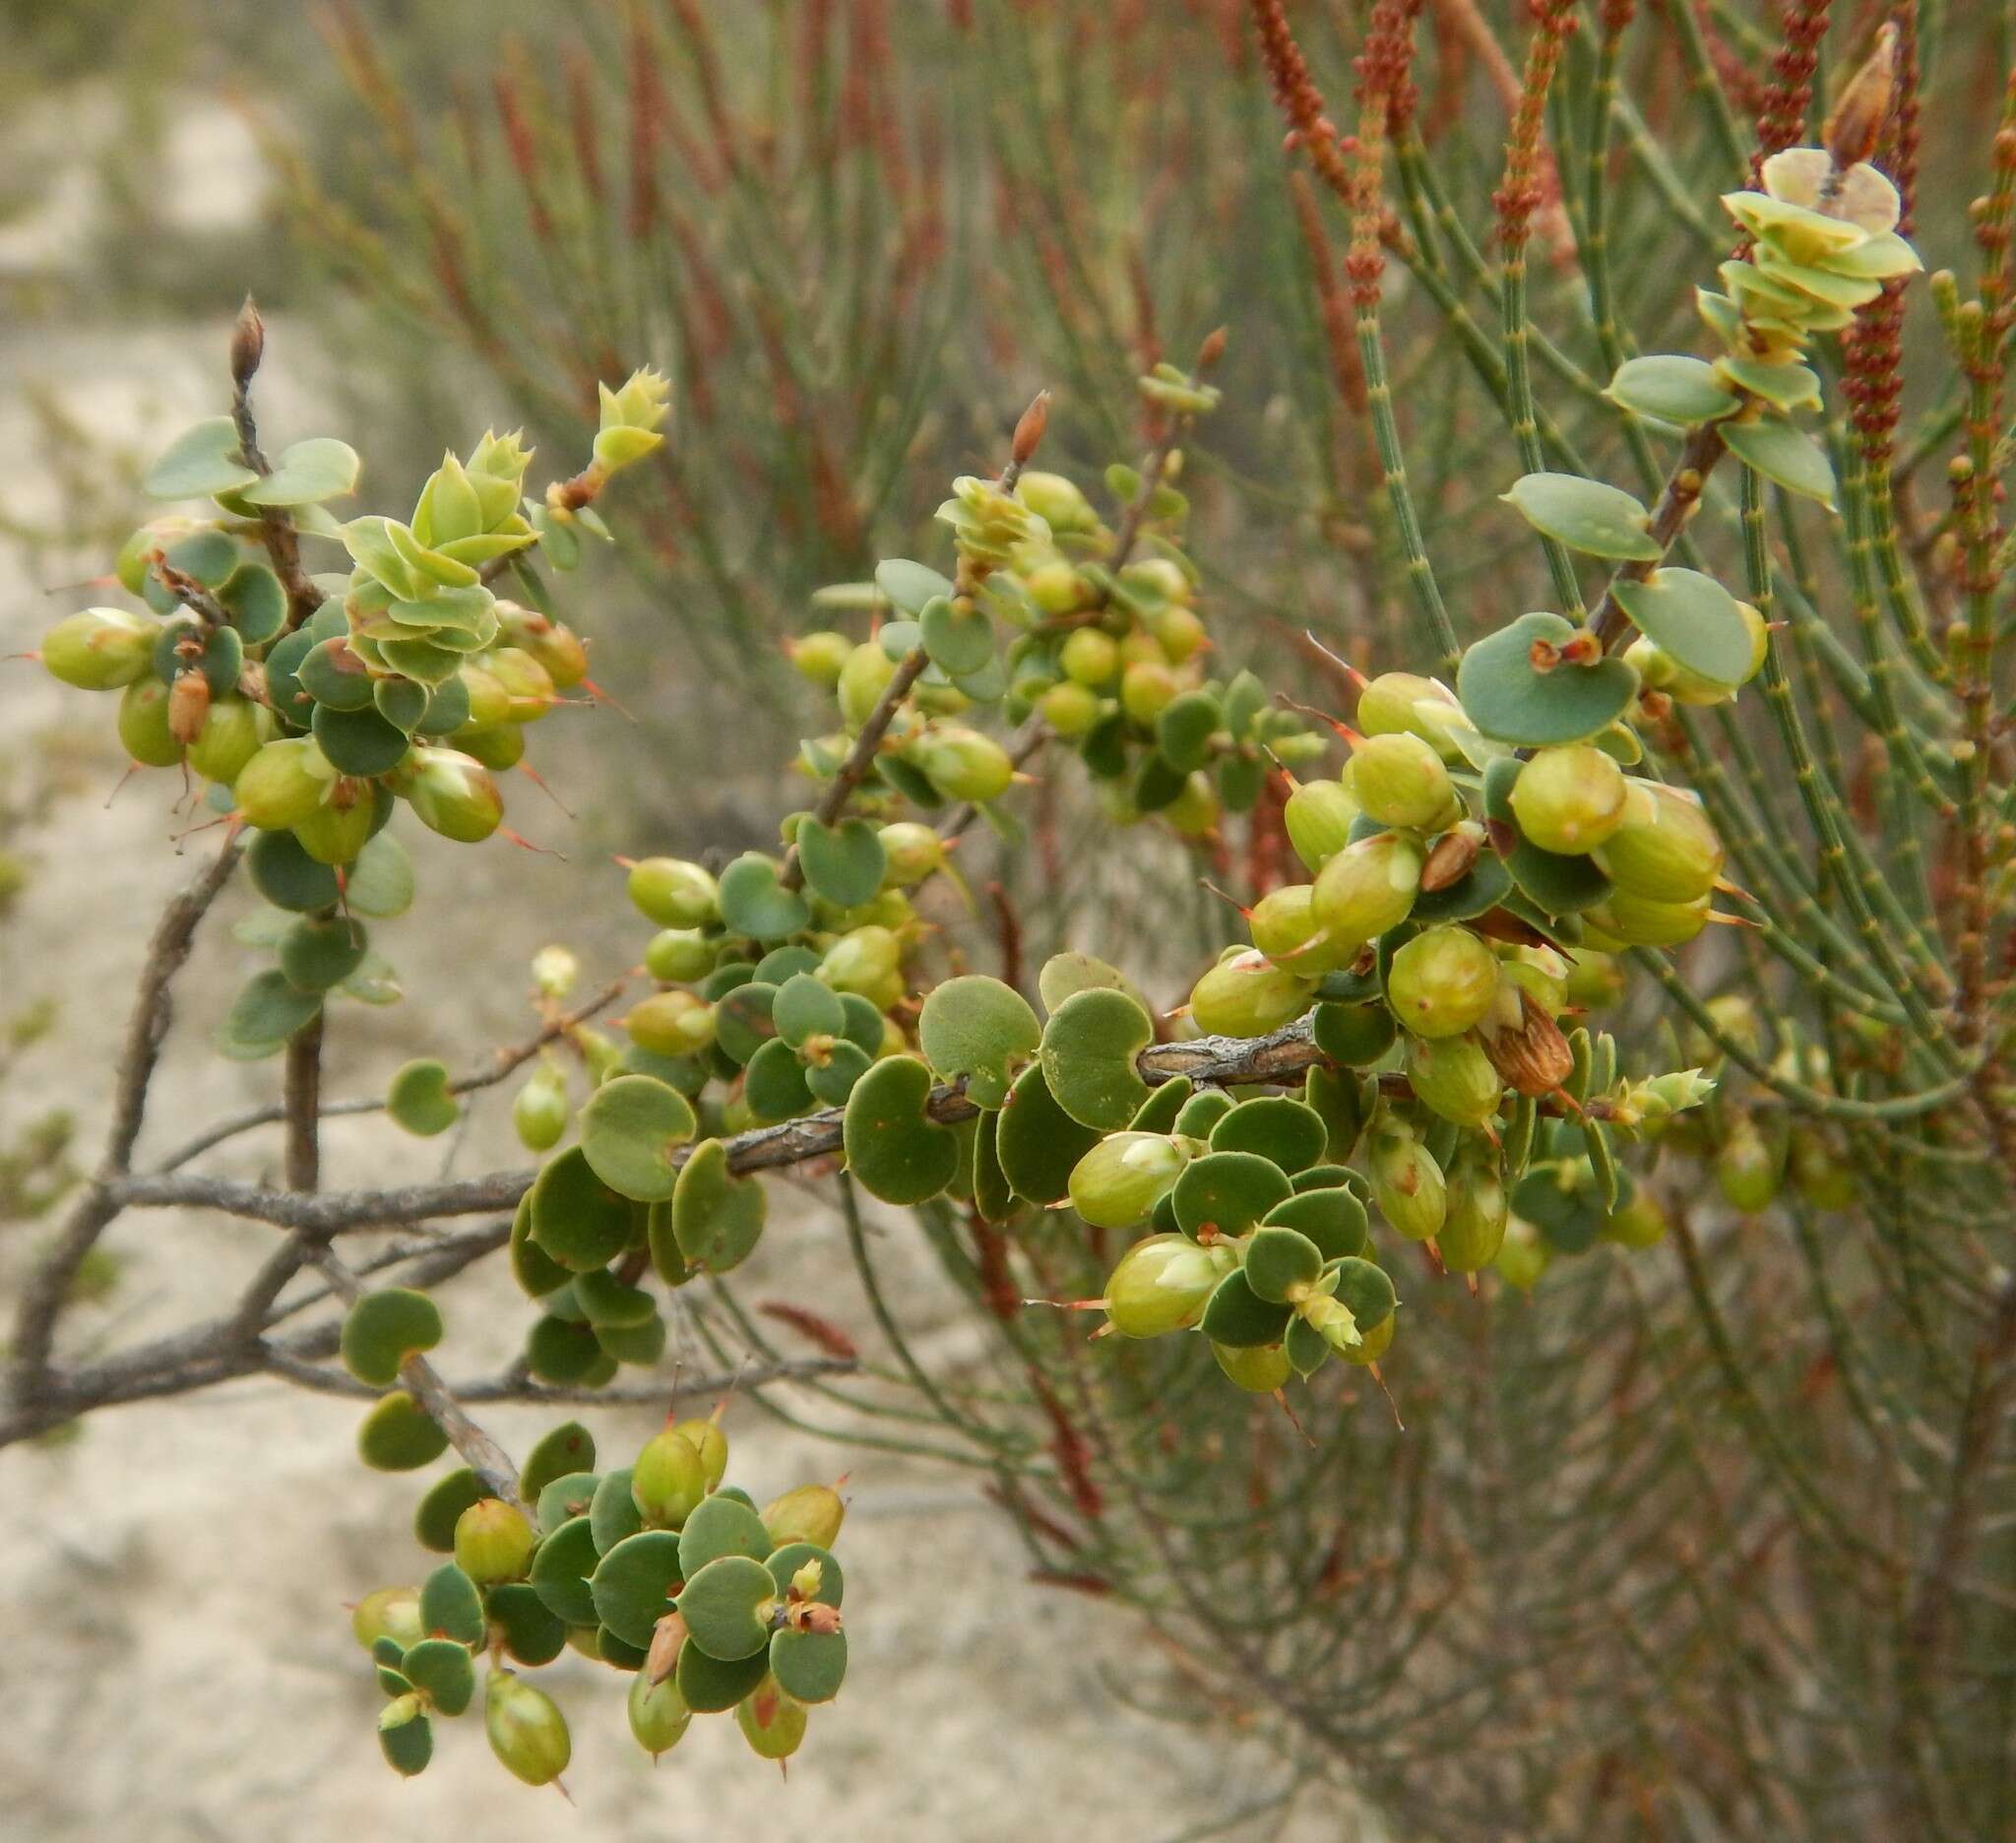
[591,1530,685,1649]
[875,556,956,617]
[744,1037,816,1122]
[579,1074,696,1201]
[773,972,848,1049]
[670,1137,769,1271]
[374,675,430,734]
[679,1494,773,1578]
[218,563,285,643]
[414,1467,485,1553]
[241,436,361,507]
[766,1542,844,1607]
[1722,418,1837,507]
[1039,988,1153,1129]
[1242,1225,1323,1303]
[519,1422,596,1501]
[359,1391,451,1472]
[920,594,993,675]
[994,1060,1101,1204]
[1457,612,1640,746]
[842,1056,960,1204]
[1173,1089,1235,1138]
[1207,1097,1328,1174]
[401,1638,475,1716]
[1604,355,1739,428]
[1330,1256,1399,1330]
[529,1146,636,1272]
[218,969,321,1060]
[677,1639,770,1714]
[535,1471,603,1537]
[1156,690,1221,773]
[1613,568,1755,687]
[1128,1077,1193,1135]
[418,1561,485,1646]
[1036,951,1146,1017]
[388,1059,461,1137]
[486,1583,568,1667]
[1262,1186,1368,1261]
[1503,474,1662,561]
[280,915,368,993]
[804,1041,873,1109]
[312,701,410,776]
[1199,1269,1295,1348]
[572,1265,658,1328]
[591,1468,644,1555]
[718,854,811,942]
[796,817,888,910]
[377,1703,433,1777]
[340,1287,443,1386]
[714,981,779,1066]
[918,976,1041,1110]
[525,1314,612,1386]
[676,1554,777,1661]
[770,1627,849,1704]
[1173,1150,1292,1240]
[1284,1313,1332,1377]
[144,416,258,499]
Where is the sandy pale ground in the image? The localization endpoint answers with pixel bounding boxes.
[0,302,1360,1841]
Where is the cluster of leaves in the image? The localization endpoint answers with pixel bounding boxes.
[345,1387,849,1783]
[38,350,668,1055]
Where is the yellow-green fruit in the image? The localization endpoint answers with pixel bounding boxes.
[454,1498,536,1584]
[628,858,719,929]
[1067,1131,1193,1229]
[1348,732,1458,830]
[293,791,377,866]
[820,924,901,997]
[1356,670,1462,757]
[1593,781,1725,903]
[1121,557,1192,606]
[1439,1159,1508,1271]
[911,726,1014,802]
[1493,1216,1551,1291]
[1188,950,1316,1039]
[1387,926,1499,1039]
[1120,661,1180,726]
[736,1681,807,1760]
[1102,1234,1235,1338]
[457,723,524,772]
[1509,746,1628,855]
[185,697,269,785]
[1023,561,1083,615]
[1716,1116,1784,1214]
[351,1586,424,1651]
[1368,1130,1446,1240]
[485,1672,571,1786]
[1789,1129,1856,1210]
[113,518,196,595]
[628,1671,694,1757]
[1402,1034,1503,1127]
[877,821,944,887]
[1584,889,1712,948]
[761,1483,846,1549]
[117,678,184,767]
[838,641,898,731]
[483,647,556,724]
[1118,628,1168,669]
[1500,944,1569,1017]
[632,1427,707,1527]
[1602,1191,1670,1248]
[1150,604,1207,664]
[1563,948,1624,1009]
[501,609,589,688]
[1311,833,1424,948]
[1213,1340,1292,1392]
[1059,627,1120,687]
[1039,679,1101,737]
[402,749,502,844]
[1247,884,1354,975]
[788,630,853,687]
[513,1064,568,1152]
[1337,1309,1396,1366]
[234,737,327,829]
[1284,779,1360,873]
[1625,634,1739,707]
[646,928,717,984]
[1164,772,1220,838]
[41,607,158,690]
[1016,469,1099,533]
[626,989,715,1056]
[457,664,512,730]
[668,1417,727,1492]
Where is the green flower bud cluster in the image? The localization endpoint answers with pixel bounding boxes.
[355,1410,851,1780]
